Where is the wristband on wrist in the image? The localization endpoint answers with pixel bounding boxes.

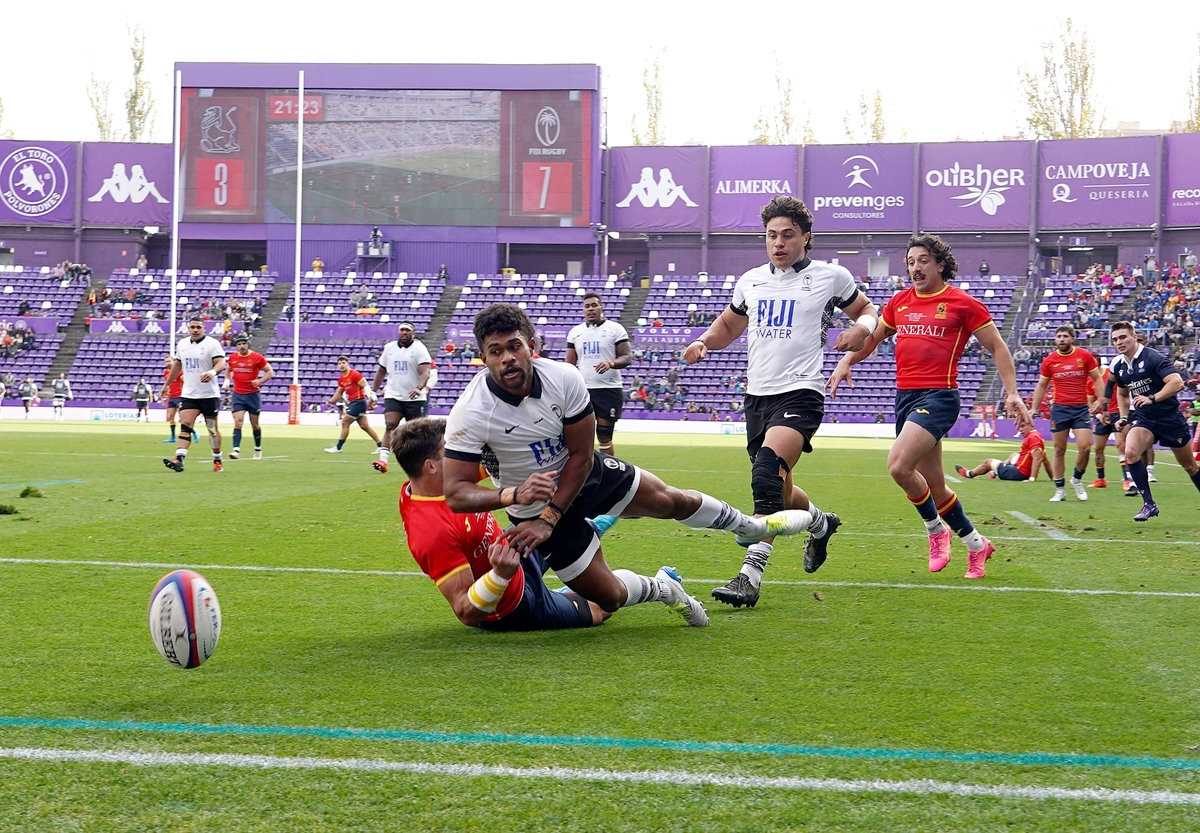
[539,502,563,528]
[855,314,879,334]
[467,569,511,613]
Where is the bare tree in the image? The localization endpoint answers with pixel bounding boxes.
[1019,18,1103,139]
[87,73,118,141]
[125,23,155,142]
[1187,35,1200,133]
[631,49,665,145]
[0,98,12,140]
[843,91,886,143]
[750,69,795,145]
[802,111,818,146]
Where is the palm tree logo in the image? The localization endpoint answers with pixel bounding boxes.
[535,107,561,147]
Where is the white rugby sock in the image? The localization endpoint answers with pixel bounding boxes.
[740,543,773,588]
[613,569,662,606]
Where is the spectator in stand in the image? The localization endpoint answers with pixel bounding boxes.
[437,264,450,280]
[979,260,990,277]
[312,255,325,274]
[17,299,30,316]
[136,253,148,270]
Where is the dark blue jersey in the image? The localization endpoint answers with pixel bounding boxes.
[1111,345,1181,420]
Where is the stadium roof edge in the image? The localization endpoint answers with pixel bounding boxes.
[173,63,602,91]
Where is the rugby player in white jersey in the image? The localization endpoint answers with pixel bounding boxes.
[442,303,816,627]
[565,292,632,456]
[162,317,227,473]
[685,196,879,607]
[372,322,431,474]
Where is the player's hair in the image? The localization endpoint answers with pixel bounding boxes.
[582,291,603,304]
[392,417,445,479]
[1055,324,1075,337]
[1110,321,1136,337]
[906,234,958,281]
[188,316,204,324]
[336,354,349,363]
[474,303,536,347]
[760,196,814,253]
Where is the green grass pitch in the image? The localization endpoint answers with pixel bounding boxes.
[1,422,1199,831]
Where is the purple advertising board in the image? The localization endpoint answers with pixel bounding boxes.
[919,141,1033,231]
[81,142,173,227]
[0,317,59,334]
[87,318,247,336]
[609,146,706,231]
[709,145,799,231]
[1038,136,1158,228]
[803,143,915,232]
[0,141,76,224]
[1165,133,1200,228]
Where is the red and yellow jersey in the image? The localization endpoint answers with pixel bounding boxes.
[398,484,523,622]
[337,368,366,401]
[1087,367,1120,414]
[1014,429,1045,478]
[1039,347,1098,406]
[162,367,183,398]
[227,351,268,394]
[881,284,993,390]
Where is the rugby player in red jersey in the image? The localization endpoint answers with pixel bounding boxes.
[829,234,1030,579]
[394,417,613,631]
[223,334,274,460]
[1030,325,1102,501]
[324,355,384,454]
[160,356,184,443]
[955,419,1050,482]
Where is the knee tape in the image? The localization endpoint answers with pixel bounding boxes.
[596,423,615,443]
[179,424,194,442]
[751,447,787,515]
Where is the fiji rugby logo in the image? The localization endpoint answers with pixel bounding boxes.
[535,107,560,147]
[1,146,69,218]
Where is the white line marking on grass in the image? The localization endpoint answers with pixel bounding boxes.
[2,747,1197,806]
[3,558,1198,599]
[1007,511,1076,540]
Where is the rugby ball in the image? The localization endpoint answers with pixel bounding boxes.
[148,570,222,669]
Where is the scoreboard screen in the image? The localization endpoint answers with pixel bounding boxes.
[180,86,594,228]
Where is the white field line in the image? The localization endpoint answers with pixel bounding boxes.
[3,558,1199,599]
[1007,511,1075,540]
[1,747,1197,806]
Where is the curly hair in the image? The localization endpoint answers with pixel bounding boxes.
[760,196,814,254]
[392,417,445,479]
[906,234,958,282]
[473,302,537,347]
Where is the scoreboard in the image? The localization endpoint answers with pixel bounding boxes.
[179,85,593,228]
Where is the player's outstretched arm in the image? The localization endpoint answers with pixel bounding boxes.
[828,324,891,398]
[831,293,880,353]
[683,308,747,364]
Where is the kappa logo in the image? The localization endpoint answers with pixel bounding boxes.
[141,321,165,334]
[616,166,698,209]
[105,320,130,333]
[88,163,168,204]
[535,107,560,147]
[1,146,70,218]
[200,106,240,154]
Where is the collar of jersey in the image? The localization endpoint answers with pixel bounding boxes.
[586,318,606,327]
[404,483,445,502]
[913,283,951,299]
[769,256,811,275]
[1054,346,1077,358]
[1117,344,1145,368]
[485,364,543,406]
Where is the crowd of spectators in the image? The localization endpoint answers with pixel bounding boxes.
[1,323,37,357]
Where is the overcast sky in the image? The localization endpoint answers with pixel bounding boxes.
[2,0,1198,147]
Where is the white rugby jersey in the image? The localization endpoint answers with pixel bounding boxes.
[174,335,225,400]
[444,358,593,520]
[729,258,859,396]
[566,319,629,390]
[378,339,432,400]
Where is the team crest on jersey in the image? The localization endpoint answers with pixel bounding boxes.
[934,303,948,320]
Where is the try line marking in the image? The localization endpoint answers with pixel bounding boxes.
[1,747,1197,806]
[3,557,1199,599]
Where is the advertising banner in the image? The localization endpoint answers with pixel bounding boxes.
[919,141,1033,231]
[0,317,59,334]
[1037,136,1158,228]
[1165,133,1200,228]
[0,141,76,224]
[81,142,173,227]
[803,143,915,232]
[609,146,706,231]
[274,321,397,340]
[709,145,799,231]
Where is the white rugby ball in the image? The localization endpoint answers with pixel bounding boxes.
[148,570,221,669]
